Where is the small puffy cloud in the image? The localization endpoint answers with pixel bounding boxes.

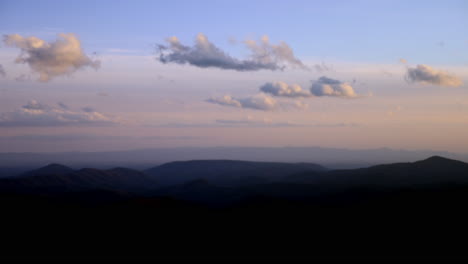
[157,33,305,71]
[310,76,357,98]
[57,102,69,110]
[406,64,462,87]
[260,81,311,98]
[206,95,242,108]
[0,100,118,127]
[0,64,6,77]
[206,94,277,111]
[3,33,100,82]
[22,100,51,111]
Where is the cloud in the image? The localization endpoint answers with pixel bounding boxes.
[314,61,333,72]
[310,76,357,98]
[82,106,96,113]
[215,118,301,127]
[0,134,200,141]
[206,94,277,111]
[243,35,307,70]
[292,100,309,110]
[0,64,6,77]
[15,74,31,82]
[157,33,306,71]
[3,33,100,82]
[22,100,51,111]
[436,41,445,47]
[0,100,118,127]
[57,102,69,110]
[215,118,360,128]
[406,64,462,87]
[260,81,311,98]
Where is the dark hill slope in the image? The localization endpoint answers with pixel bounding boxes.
[286,156,468,188]
[19,163,74,178]
[0,165,157,194]
[145,160,326,187]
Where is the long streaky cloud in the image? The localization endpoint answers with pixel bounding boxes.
[157,33,306,71]
[406,64,462,87]
[206,94,278,111]
[0,100,118,127]
[3,33,100,82]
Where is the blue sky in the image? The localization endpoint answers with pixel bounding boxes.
[0,0,467,153]
[2,0,467,64]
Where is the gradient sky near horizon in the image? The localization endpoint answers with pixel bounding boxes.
[0,0,467,153]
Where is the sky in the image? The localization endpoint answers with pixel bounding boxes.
[0,0,467,153]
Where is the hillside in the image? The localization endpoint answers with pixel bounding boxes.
[145,160,326,187]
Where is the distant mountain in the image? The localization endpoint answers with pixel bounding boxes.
[286,156,468,188]
[2,156,468,261]
[0,165,157,194]
[2,147,467,170]
[146,160,326,187]
[20,163,74,178]
[2,156,468,205]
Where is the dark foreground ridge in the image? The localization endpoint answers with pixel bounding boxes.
[1,156,468,261]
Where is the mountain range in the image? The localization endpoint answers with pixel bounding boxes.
[1,156,467,204]
[2,156,468,260]
[1,146,467,175]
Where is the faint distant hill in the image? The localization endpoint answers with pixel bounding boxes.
[145,160,326,187]
[1,147,467,170]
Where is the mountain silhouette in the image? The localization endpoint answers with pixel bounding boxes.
[146,160,326,187]
[20,163,74,178]
[0,166,157,194]
[285,155,468,188]
[2,156,468,260]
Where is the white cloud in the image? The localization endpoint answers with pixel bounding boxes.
[243,35,307,70]
[0,100,118,127]
[260,81,311,98]
[406,64,462,87]
[3,33,100,82]
[310,76,357,98]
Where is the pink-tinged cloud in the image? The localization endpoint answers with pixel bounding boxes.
[406,64,462,87]
[3,33,100,82]
[0,100,118,127]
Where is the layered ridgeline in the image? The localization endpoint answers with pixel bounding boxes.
[0,156,467,204]
[2,156,468,260]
